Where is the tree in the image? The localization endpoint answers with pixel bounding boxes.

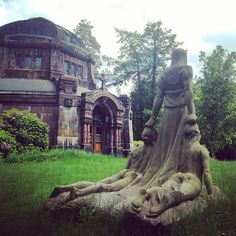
[112,29,145,83]
[143,21,182,95]
[131,80,151,139]
[114,29,146,138]
[74,19,101,71]
[110,22,181,139]
[111,22,181,87]
[197,45,236,156]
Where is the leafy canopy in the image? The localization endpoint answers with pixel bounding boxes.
[108,21,181,139]
[196,45,236,156]
[74,19,101,71]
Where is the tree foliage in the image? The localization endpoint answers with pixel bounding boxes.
[74,19,101,71]
[0,130,17,157]
[109,21,181,139]
[0,108,49,152]
[196,45,236,156]
[131,80,151,140]
[143,22,181,94]
[113,29,146,138]
[110,22,181,86]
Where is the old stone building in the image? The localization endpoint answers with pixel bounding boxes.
[0,17,133,155]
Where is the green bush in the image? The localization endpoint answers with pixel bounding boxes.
[0,130,17,158]
[6,147,50,163]
[0,130,17,148]
[0,108,49,152]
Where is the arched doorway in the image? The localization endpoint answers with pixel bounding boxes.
[81,91,129,156]
[92,105,111,153]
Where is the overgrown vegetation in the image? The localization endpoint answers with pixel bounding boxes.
[5,147,52,163]
[0,108,49,155]
[0,150,235,236]
[0,129,17,154]
[196,46,236,157]
[4,148,120,163]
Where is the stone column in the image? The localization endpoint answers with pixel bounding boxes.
[109,126,114,155]
[118,128,121,146]
[81,120,93,152]
[87,124,92,144]
[83,123,87,145]
[116,128,119,147]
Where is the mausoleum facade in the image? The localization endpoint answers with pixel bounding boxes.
[0,17,133,155]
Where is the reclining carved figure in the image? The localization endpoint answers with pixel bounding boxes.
[45,127,157,210]
[132,115,213,217]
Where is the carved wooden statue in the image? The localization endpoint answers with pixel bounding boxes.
[45,49,221,225]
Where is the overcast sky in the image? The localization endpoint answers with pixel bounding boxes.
[1,0,236,92]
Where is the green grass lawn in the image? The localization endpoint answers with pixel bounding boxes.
[0,149,236,236]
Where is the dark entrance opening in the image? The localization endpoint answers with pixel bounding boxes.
[92,105,111,154]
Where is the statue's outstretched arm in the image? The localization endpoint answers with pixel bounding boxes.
[182,66,196,115]
[74,171,137,197]
[99,169,130,184]
[49,169,129,198]
[201,147,214,194]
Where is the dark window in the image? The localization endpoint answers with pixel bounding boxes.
[64,60,70,74]
[93,108,105,125]
[25,56,32,68]
[70,63,76,77]
[77,65,83,79]
[35,57,42,69]
[15,55,22,67]
[96,127,102,134]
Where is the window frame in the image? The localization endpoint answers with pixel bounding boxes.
[70,63,76,77]
[64,60,70,75]
[15,55,23,68]
[77,65,83,79]
[25,56,32,68]
[35,57,42,69]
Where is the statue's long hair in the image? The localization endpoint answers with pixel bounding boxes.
[179,118,201,172]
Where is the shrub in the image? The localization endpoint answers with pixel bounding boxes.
[6,147,50,163]
[0,130,17,158]
[0,130,17,148]
[0,108,49,152]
